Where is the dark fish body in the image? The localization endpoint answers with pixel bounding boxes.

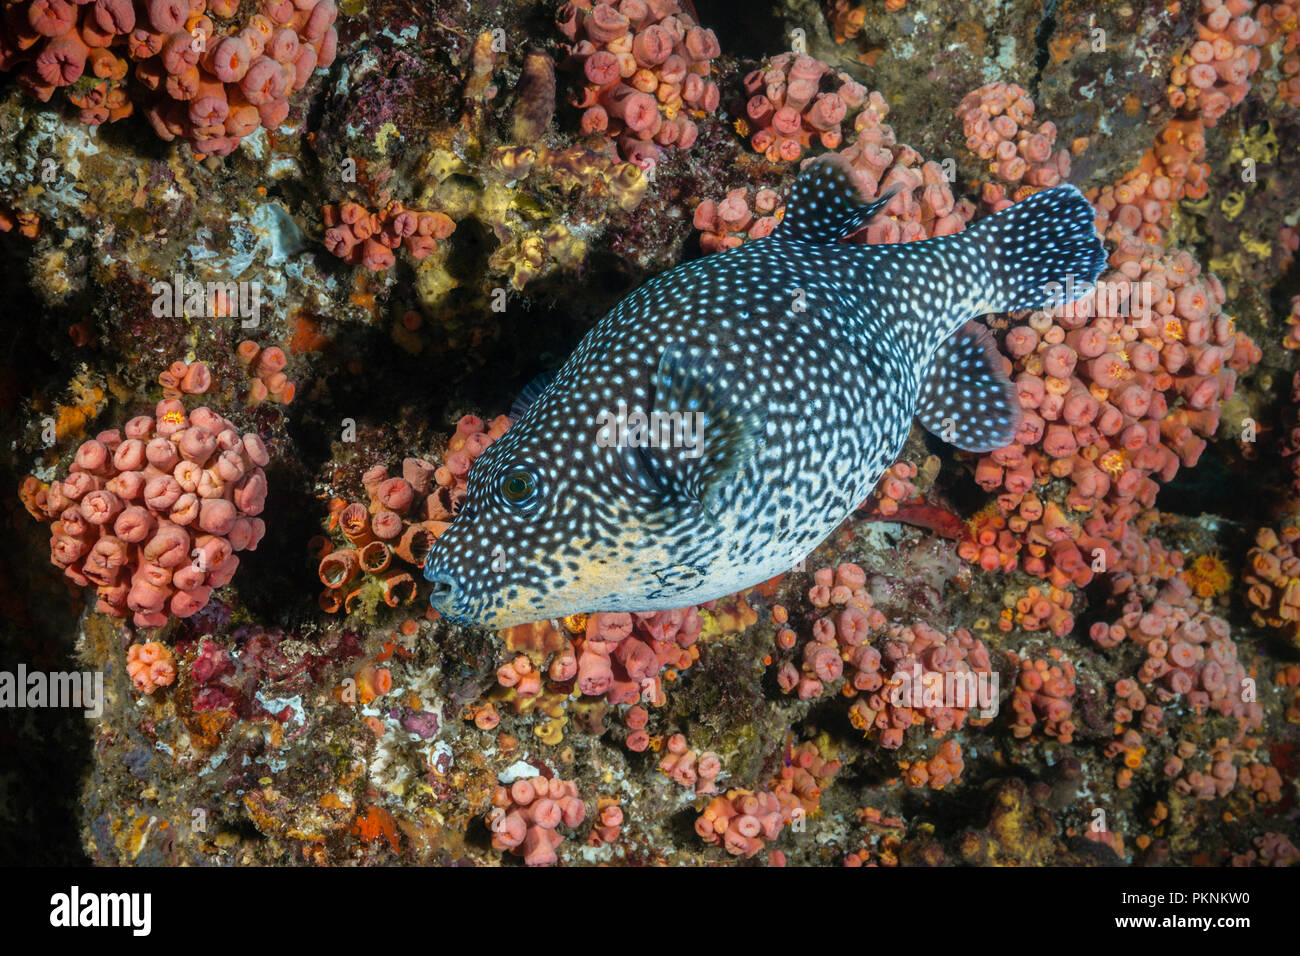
[425,156,1107,628]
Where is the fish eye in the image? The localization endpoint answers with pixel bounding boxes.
[500,467,538,506]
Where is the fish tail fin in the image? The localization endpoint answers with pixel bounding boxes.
[954,184,1108,315]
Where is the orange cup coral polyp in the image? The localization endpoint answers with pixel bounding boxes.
[127,641,177,694]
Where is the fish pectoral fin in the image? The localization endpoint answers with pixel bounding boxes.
[639,343,764,514]
[770,153,899,244]
[916,319,1021,453]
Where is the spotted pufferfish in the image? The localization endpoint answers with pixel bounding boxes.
[424,155,1107,628]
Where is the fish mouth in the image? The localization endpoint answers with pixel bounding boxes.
[424,565,541,629]
[424,568,466,622]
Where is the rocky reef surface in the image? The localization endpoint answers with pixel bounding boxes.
[0,0,1297,866]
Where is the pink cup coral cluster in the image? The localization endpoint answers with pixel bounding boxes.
[771,563,994,749]
[1277,663,1300,721]
[967,235,1259,588]
[1244,520,1300,646]
[157,359,212,398]
[236,340,295,405]
[1280,224,1300,271]
[773,562,886,700]
[126,640,176,693]
[0,204,40,237]
[1233,831,1300,866]
[315,418,509,614]
[1092,120,1212,234]
[1174,739,1238,798]
[659,732,721,793]
[1092,576,1263,734]
[958,506,1023,575]
[28,398,268,627]
[1239,761,1285,801]
[692,186,783,253]
[956,82,1073,211]
[958,82,1261,591]
[0,0,338,155]
[844,621,994,749]
[961,500,1181,591]
[557,0,720,169]
[899,738,964,789]
[1259,1,1300,106]
[588,798,623,844]
[741,52,868,161]
[834,96,973,242]
[864,460,918,517]
[826,0,867,44]
[1000,583,1075,637]
[1008,654,1076,743]
[1283,295,1300,350]
[317,496,420,612]
[696,789,785,859]
[695,741,839,858]
[1090,123,1209,247]
[487,776,586,866]
[506,610,701,735]
[1103,516,1187,597]
[322,201,456,272]
[495,654,544,703]
[1168,737,1283,801]
[1168,0,1266,125]
[436,414,512,517]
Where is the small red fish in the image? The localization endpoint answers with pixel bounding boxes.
[858,500,966,540]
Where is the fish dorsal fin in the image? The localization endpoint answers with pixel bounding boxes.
[622,343,763,517]
[509,369,558,422]
[916,320,1021,453]
[771,154,898,244]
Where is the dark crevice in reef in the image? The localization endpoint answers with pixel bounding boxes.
[691,0,789,62]
[1030,0,1062,98]
[0,245,94,866]
[1157,451,1264,526]
[0,705,92,865]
